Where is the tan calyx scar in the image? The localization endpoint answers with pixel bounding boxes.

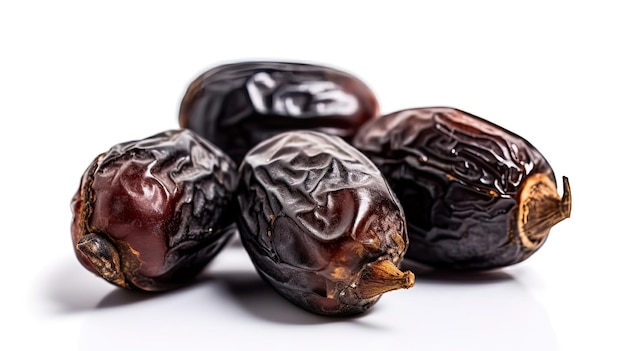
[518,174,572,249]
[77,233,129,288]
[335,233,415,302]
[350,259,415,299]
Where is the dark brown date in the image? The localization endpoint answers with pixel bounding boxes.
[70,129,238,291]
[353,107,572,270]
[236,131,414,316]
[178,61,379,165]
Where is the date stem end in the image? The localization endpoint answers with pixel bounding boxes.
[518,174,572,249]
[76,233,128,288]
[351,259,415,300]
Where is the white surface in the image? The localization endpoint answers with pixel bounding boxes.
[1,1,624,350]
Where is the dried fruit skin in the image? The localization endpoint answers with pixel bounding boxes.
[353,107,571,270]
[179,61,379,164]
[71,129,238,291]
[237,131,414,316]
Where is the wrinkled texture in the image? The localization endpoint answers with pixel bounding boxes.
[71,129,238,291]
[179,61,379,164]
[237,131,411,315]
[353,107,570,270]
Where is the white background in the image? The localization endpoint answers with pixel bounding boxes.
[1,1,624,350]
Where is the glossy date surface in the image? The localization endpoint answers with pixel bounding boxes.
[71,129,238,291]
[237,131,414,315]
[353,107,571,270]
[179,61,379,164]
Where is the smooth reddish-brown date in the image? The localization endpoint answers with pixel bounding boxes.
[353,107,572,270]
[237,131,414,316]
[70,129,238,291]
[179,61,379,164]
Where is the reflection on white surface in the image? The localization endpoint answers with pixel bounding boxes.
[42,242,557,351]
[401,262,558,350]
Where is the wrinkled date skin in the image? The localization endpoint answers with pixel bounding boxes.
[237,131,414,316]
[353,107,572,270]
[179,61,379,165]
[71,129,238,291]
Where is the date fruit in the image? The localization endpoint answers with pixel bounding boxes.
[237,131,414,316]
[179,61,379,164]
[70,129,238,291]
[353,107,572,270]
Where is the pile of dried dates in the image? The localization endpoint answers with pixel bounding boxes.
[70,61,572,316]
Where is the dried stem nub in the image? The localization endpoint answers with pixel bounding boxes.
[518,174,572,249]
[352,259,415,300]
[77,233,128,288]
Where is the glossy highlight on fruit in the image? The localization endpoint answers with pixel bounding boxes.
[237,131,414,316]
[70,129,238,291]
[179,61,380,164]
[353,107,572,270]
